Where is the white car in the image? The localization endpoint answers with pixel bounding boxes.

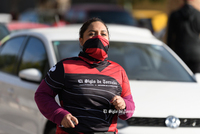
[0,24,200,134]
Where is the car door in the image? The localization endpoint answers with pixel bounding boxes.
[0,36,30,134]
[0,36,49,134]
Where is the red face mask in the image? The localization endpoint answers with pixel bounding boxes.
[82,35,109,61]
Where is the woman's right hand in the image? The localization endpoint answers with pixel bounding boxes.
[61,114,79,128]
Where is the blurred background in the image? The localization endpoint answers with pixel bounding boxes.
[0,0,186,43]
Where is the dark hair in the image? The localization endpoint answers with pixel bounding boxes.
[183,0,187,4]
[79,17,109,38]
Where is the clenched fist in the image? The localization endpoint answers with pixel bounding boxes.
[111,96,126,110]
[61,114,79,128]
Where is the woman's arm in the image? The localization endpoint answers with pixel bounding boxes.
[117,67,135,120]
[34,80,70,125]
[111,94,135,120]
[118,94,135,120]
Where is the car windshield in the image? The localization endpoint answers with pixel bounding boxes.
[88,11,137,26]
[52,41,194,82]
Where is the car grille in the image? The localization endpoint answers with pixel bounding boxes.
[127,117,200,127]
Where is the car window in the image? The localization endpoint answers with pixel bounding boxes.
[76,11,87,23]
[65,10,87,23]
[65,9,137,26]
[0,24,10,40]
[19,10,57,25]
[52,40,194,82]
[52,41,81,60]
[0,36,25,74]
[88,11,137,26]
[19,37,48,77]
[65,10,74,22]
[108,42,194,82]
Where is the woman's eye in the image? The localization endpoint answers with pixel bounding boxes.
[89,33,95,36]
[101,33,107,36]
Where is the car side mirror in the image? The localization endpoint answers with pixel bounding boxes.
[19,68,42,83]
[194,73,200,84]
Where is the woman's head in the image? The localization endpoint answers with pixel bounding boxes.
[79,17,109,46]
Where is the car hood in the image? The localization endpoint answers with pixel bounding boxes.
[129,81,200,118]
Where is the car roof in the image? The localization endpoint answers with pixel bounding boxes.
[6,21,50,31]
[9,24,163,45]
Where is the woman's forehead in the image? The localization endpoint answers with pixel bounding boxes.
[87,21,108,32]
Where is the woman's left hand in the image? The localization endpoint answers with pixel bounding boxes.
[111,96,126,110]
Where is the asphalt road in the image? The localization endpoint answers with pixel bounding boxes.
[0,129,5,134]
[0,119,11,134]
[0,118,31,134]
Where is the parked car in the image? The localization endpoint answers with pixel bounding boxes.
[19,9,66,27]
[0,24,200,134]
[0,21,50,46]
[6,21,50,32]
[64,4,138,26]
